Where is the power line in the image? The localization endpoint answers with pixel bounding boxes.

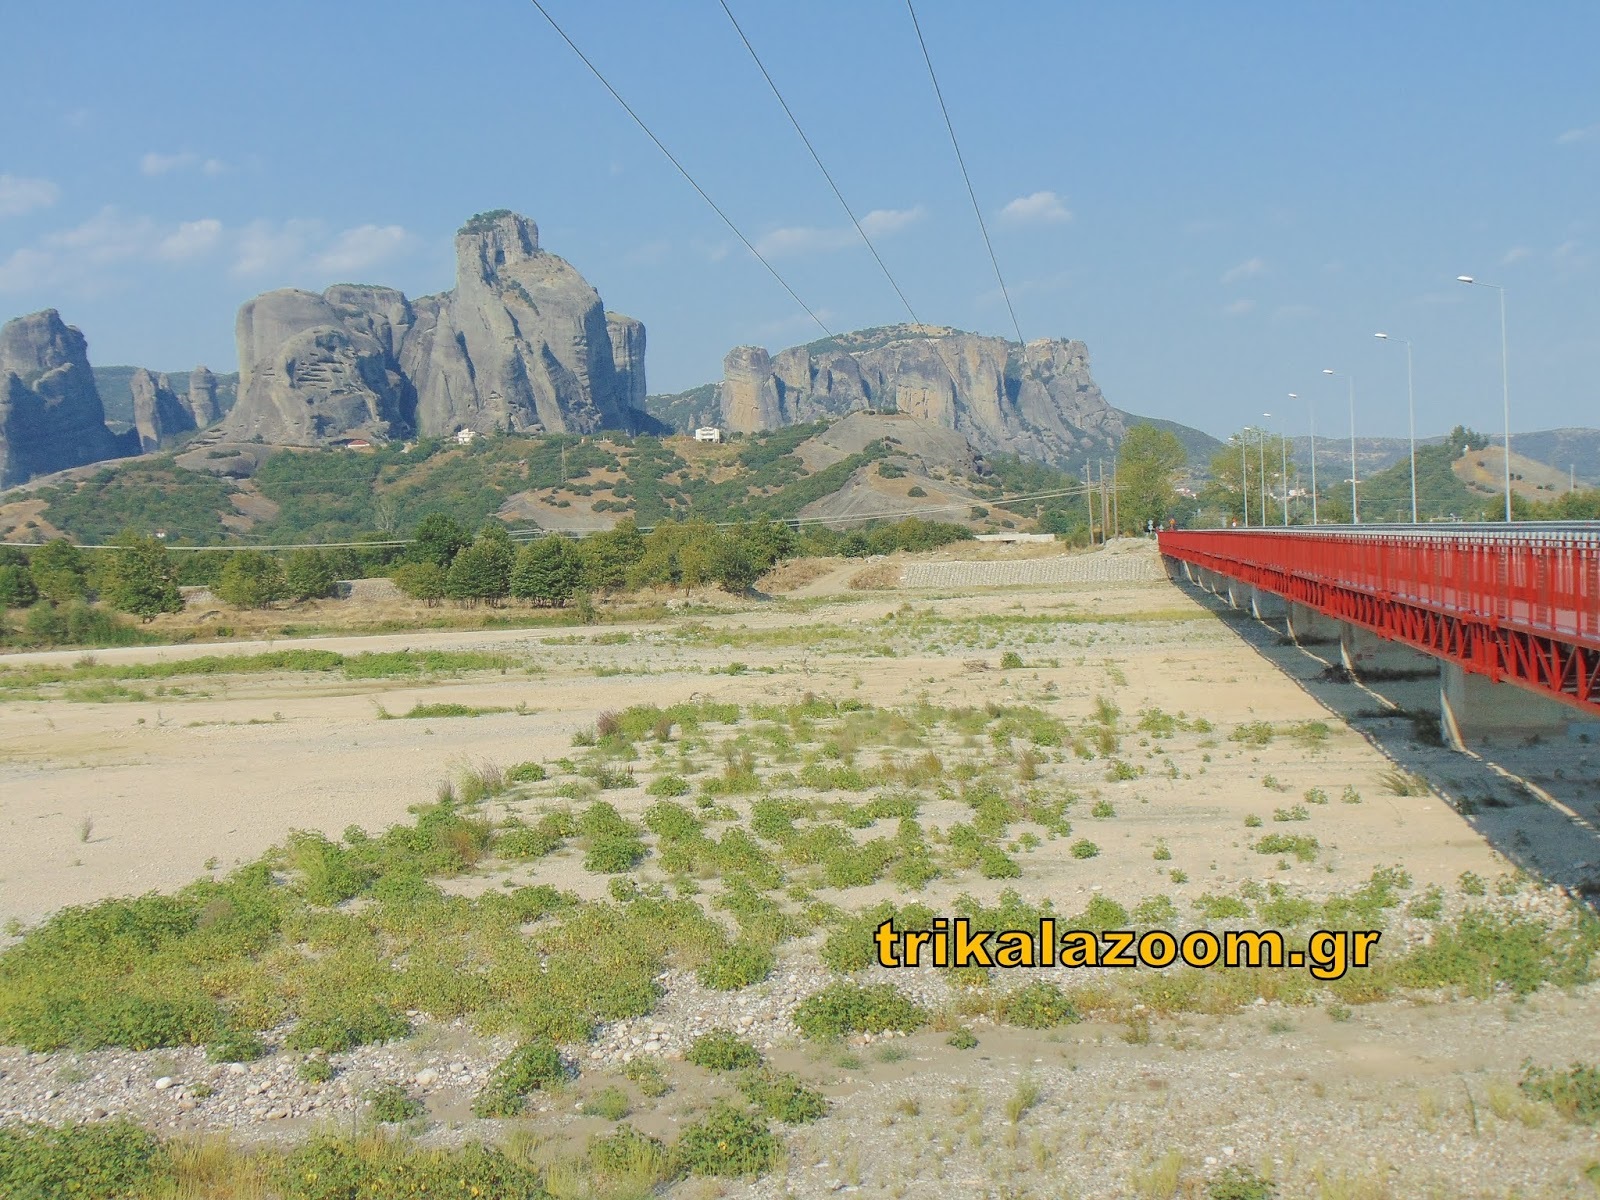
[716,0,921,327]
[903,0,1027,361]
[523,0,832,339]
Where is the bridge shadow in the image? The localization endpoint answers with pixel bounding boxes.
[1172,576,1600,904]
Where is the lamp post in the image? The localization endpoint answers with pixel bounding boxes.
[1257,415,1270,527]
[1457,276,1512,522]
[1239,432,1249,528]
[1374,333,1417,523]
[1322,368,1358,524]
[1278,428,1290,526]
[1292,392,1318,525]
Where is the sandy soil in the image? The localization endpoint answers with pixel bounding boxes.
[4,540,1600,1197]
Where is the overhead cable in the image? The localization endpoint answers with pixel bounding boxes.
[524,0,832,338]
[717,0,921,327]
[903,0,1028,360]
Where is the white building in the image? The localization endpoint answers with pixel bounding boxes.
[693,427,722,443]
[454,428,478,446]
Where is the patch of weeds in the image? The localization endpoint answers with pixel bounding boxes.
[738,1067,829,1122]
[1379,768,1431,797]
[298,1056,335,1084]
[646,773,691,797]
[205,1030,267,1063]
[674,1101,780,1177]
[506,761,547,783]
[1519,1061,1600,1123]
[1243,813,1264,829]
[686,1029,762,1071]
[582,1085,631,1120]
[947,1028,978,1049]
[1304,787,1329,805]
[1152,840,1172,861]
[793,982,928,1040]
[696,940,776,991]
[587,1122,671,1185]
[1253,833,1319,862]
[1133,895,1179,924]
[1340,785,1362,804]
[999,981,1079,1029]
[472,1041,568,1118]
[622,1057,669,1098]
[1104,759,1139,782]
[1272,805,1309,822]
[1197,892,1251,920]
[364,1082,424,1124]
[1459,871,1487,897]
[1230,721,1274,747]
[1207,1164,1279,1199]
[1069,839,1100,860]
[999,650,1024,670]
[1091,798,1117,819]
[0,1121,167,1199]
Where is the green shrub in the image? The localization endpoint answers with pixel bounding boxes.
[978,845,1022,879]
[473,1042,569,1118]
[206,1029,267,1063]
[622,1057,669,1098]
[285,1000,409,1053]
[793,982,928,1040]
[697,940,776,991]
[1253,833,1319,862]
[0,1121,168,1200]
[647,774,691,797]
[506,761,547,783]
[364,1082,424,1123]
[1069,838,1100,859]
[999,650,1023,670]
[1519,1061,1600,1123]
[674,1101,780,1177]
[999,981,1079,1028]
[1230,721,1274,747]
[277,1138,545,1200]
[298,1056,335,1084]
[947,1028,978,1049]
[584,833,646,873]
[686,1029,762,1071]
[738,1067,828,1122]
[1208,1165,1279,1199]
[582,1084,632,1120]
[587,1123,670,1181]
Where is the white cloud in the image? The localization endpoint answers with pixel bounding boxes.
[232,219,319,277]
[755,205,925,257]
[1221,257,1266,285]
[1557,123,1600,144]
[1222,299,1255,317]
[312,224,412,274]
[157,218,223,261]
[0,206,225,292]
[0,175,60,218]
[1501,245,1532,265]
[141,151,229,177]
[999,190,1071,225]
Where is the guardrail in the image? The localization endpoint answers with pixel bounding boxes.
[1157,524,1600,712]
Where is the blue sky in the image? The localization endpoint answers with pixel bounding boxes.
[1,1,1596,442]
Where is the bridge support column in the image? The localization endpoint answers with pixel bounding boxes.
[1288,603,1341,646]
[1439,663,1600,749]
[1225,579,1250,610]
[1249,587,1287,622]
[1340,624,1439,680]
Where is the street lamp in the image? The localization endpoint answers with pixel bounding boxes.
[1457,276,1513,522]
[1257,414,1270,527]
[1291,392,1318,525]
[1374,333,1418,523]
[1239,431,1249,528]
[1323,368,1359,524]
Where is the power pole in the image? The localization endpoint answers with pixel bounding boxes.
[1111,458,1120,537]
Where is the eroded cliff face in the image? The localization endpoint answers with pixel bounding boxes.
[130,368,195,452]
[0,310,129,488]
[716,324,1123,469]
[222,211,646,446]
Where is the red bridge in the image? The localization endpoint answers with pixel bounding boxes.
[1158,524,1600,746]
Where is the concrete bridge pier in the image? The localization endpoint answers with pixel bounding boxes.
[1249,587,1286,623]
[1340,624,1438,680]
[1439,664,1600,749]
[1287,602,1342,646]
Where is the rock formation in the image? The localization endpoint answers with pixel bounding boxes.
[130,367,195,451]
[222,210,646,446]
[0,310,130,488]
[187,366,220,427]
[713,324,1124,470]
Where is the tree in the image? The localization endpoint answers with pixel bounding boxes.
[392,561,447,606]
[0,564,38,609]
[28,539,88,604]
[102,532,182,621]
[577,518,644,593]
[1116,425,1186,534]
[283,549,337,602]
[510,537,580,606]
[215,551,287,608]
[712,539,761,594]
[445,537,511,606]
[410,513,471,569]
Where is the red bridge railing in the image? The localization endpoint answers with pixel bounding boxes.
[1157,525,1600,714]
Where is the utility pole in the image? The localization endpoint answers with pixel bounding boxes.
[1111,457,1119,537]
